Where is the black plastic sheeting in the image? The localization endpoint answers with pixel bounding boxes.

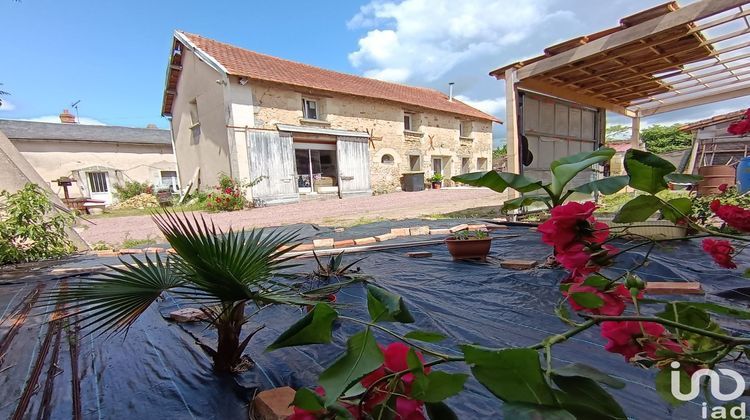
[1,219,748,420]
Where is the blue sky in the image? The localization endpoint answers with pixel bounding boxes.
[1,0,747,147]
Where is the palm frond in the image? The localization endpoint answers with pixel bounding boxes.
[39,253,185,336]
[152,210,302,304]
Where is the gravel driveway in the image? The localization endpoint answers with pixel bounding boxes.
[77,188,505,245]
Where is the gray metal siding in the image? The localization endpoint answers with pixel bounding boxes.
[336,136,371,196]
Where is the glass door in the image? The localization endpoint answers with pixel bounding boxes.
[295,149,313,193]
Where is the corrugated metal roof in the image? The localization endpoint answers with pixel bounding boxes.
[0,119,172,145]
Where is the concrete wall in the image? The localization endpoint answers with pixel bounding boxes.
[12,139,175,199]
[247,82,493,192]
[170,49,232,190]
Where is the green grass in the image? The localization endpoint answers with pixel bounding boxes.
[320,216,388,227]
[120,237,157,249]
[423,205,504,220]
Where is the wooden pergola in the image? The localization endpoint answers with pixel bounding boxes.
[491,0,750,175]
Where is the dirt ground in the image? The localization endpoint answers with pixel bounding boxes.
[77,188,505,245]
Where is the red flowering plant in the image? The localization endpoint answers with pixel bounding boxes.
[204,173,265,212]
[267,148,749,419]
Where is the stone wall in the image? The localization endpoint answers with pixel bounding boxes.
[249,82,494,192]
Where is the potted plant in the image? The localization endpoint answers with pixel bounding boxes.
[445,230,492,261]
[429,173,444,189]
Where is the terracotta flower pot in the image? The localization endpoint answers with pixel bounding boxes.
[431,182,442,189]
[445,237,492,261]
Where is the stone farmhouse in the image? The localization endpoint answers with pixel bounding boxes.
[161,31,499,204]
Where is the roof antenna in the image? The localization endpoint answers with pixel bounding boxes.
[448,82,454,102]
[71,100,81,124]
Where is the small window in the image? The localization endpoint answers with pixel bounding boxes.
[87,172,109,193]
[302,98,318,119]
[461,157,470,173]
[403,113,412,130]
[433,158,443,175]
[477,157,488,171]
[381,154,394,164]
[459,121,472,137]
[189,100,201,144]
[161,170,179,192]
[408,155,421,171]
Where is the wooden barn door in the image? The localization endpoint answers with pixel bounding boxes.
[247,131,299,205]
[336,136,371,197]
[519,91,601,188]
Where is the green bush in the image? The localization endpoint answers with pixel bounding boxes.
[692,185,750,229]
[0,184,76,265]
[113,180,154,201]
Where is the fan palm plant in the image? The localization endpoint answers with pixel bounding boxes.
[44,211,313,372]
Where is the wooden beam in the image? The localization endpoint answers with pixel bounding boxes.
[517,0,749,81]
[517,78,637,117]
[637,83,750,116]
[631,116,641,149]
[505,69,521,183]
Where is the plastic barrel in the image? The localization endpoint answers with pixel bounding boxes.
[738,156,750,193]
[697,165,736,196]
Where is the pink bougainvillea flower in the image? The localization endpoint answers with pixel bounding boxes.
[710,200,750,232]
[566,283,633,316]
[701,238,737,269]
[288,387,326,420]
[601,321,682,362]
[728,118,750,135]
[718,183,728,193]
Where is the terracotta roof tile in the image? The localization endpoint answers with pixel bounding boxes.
[179,32,500,123]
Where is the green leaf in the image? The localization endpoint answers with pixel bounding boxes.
[404,330,447,343]
[451,171,544,194]
[573,175,630,195]
[570,292,604,309]
[551,363,625,389]
[624,149,675,194]
[581,274,611,291]
[266,303,338,350]
[744,268,749,278]
[502,403,575,420]
[366,284,414,323]
[319,329,384,406]
[655,367,689,406]
[664,173,703,184]
[411,371,469,403]
[292,388,325,412]
[550,147,615,195]
[425,402,459,420]
[552,375,627,419]
[668,301,750,320]
[501,195,550,213]
[613,195,663,223]
[462,346,557,405]
[661,197,692,224]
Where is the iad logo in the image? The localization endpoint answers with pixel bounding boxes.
[669,361,746,419]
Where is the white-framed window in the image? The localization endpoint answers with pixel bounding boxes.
[87,172,109,193]
[302,98,318,119]
[408,155,421,171]
[160,170,179,192]
[189,100,201,144]
[459,121,472,137]
[403,113,412,130]
[477,157,488,171]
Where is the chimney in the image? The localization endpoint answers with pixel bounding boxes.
[448,82,455,102]
[59,109,77,124]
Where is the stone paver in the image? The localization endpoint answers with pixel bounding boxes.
[78,188,503,245]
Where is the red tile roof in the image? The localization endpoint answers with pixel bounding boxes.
[176,32,500,123]
[679,109,746,132]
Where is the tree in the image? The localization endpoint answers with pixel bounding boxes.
[492,145,507,158]
[0,83,8,107]
[640,124,692,154]
[43,211,324,372]
[605,124,631,143]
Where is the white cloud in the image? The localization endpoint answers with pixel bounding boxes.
[0,99,16,112]
[347,0,573,83]
[454,95,505,116]
[22,115,107,125]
